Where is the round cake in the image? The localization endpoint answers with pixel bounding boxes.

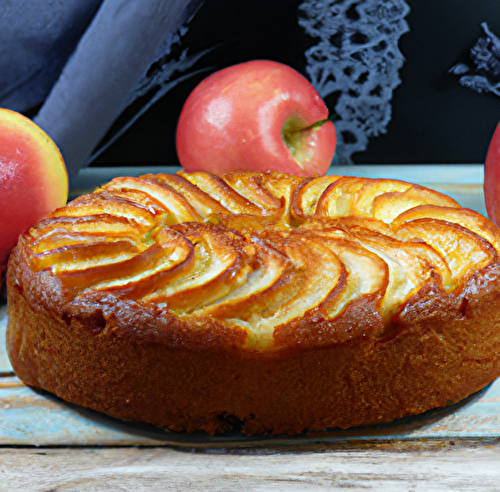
[6,170,500,435]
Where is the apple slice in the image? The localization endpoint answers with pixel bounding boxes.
[392,205,500,253]
[30,214,142,243]
[395,218,497,284]
[255,172,304,203]
[372,186,460,224]
[290,175,341,222]
[302,228,388,317]
[253,231,346,342]
[315,177,412,219]
[30,237,142,273]
[179,170,266,215]
[103,176,203,224]
[222,172,286,217]
[145,223,252,313]
[191,237,296,322]
[49,191,157,230]
[57,228,194,297]
[0,109,68,275]
[351,229,452,305]
[142,173,230,217]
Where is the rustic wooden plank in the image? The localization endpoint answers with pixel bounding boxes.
[0,305,11,375]
[1,444,500,491]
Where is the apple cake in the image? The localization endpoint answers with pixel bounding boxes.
[6,170,500,435]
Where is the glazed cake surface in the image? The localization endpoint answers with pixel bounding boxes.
[6,171,500,435]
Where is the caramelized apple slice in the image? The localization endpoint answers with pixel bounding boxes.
[28,215,142,255]
[98,187,169,217]
[315,177,412,219]
[30,214,141,241]
[222,172,285,216]
[313,227,423,321]
[57,228,194,297]
[396,218,497,283]
[30,238,142,273]
[48,192,157,228]
[351,179,413,216]
[103,176,203,224]
[145,223,251,313]
[142,173,229,217]
[372,186,460,224]
[393,205,500,253]
[353,228,452,293]
[192,237,296,321]
[290,175,341,222]
[251,231,346,345]
[300,228,388,319]
[257,172,304,208]
[179,170,265,215]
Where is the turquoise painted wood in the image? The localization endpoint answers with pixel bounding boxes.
[1,164,498,447]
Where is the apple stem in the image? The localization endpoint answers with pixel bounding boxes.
[282,118,329,161]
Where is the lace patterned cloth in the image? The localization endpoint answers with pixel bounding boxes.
[298,0,410,164]
[449,23,500,99]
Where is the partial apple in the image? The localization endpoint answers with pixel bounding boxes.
[485,120,500,226]
[0,108,68,279]
[176,60,336,176]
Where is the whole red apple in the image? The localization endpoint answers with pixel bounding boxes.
[485,121,500,226]
[0,109,68,282]
[176,60,336,176]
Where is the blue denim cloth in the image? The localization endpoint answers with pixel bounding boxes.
[0,0,103,111]
[0,0,196,179]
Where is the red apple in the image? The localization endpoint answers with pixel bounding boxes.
[176,60,336,176]
[0,108,68,280]
[485,121,500,226]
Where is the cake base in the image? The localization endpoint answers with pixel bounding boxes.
[7,258,500,436]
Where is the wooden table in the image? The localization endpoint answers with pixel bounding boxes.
[2,164,500,491]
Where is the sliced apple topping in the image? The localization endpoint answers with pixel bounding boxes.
[191,237,295,321]
[393,205,500,253]
[30,237,143,273]
[31,214,142,240]
[102,176,204,224]
[372,186,460,224]
[315,177,412,219]
[179,170,266,215]
[290,175,341,221]
[255,172,303,210]
[300,228,388,319]
[350,230,452,313]
[56,228,194,296]
[244,231,346,347]
[28,214,142,254]
[395,218,497,284]
[221,172,285,216]
[48,192,157,228]
[141,173,229,217]
[22,170,500,350]
[144,223,252,313]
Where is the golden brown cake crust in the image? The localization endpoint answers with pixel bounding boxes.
[6,171,500,435]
